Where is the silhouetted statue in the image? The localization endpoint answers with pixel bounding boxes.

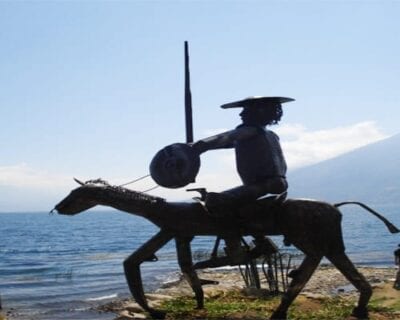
[54,180,399,320]
[394,244,400,289]
[54,41,400,318]
[189,96,294,264]
[192,96,293,211]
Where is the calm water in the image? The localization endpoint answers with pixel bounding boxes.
[1,204,399,319]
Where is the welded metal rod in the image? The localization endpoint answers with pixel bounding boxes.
[184,41,193,143]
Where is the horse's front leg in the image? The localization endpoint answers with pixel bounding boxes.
[176,237,205,309]
[123,230,173,319]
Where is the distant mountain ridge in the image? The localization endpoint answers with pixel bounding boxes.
[287,133,400,205]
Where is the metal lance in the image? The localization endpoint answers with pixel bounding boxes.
[184,41,193,143]
[149,42,200,188]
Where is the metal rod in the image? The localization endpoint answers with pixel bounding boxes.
[274,253,279,293]
[211,237,221,259]
[279,254,286,292]
[184,41,193,143]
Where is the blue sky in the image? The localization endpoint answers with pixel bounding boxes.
[0,1,399,211]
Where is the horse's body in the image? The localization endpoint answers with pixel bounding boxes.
[54,182,398,319]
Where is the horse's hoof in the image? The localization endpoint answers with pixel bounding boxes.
[351,306,369,319]
[195,301,204,310]
[149,309,167,319]
[270,310,287,319]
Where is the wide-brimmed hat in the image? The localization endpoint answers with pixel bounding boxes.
[221,96,295,109]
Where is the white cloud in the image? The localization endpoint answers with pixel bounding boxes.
[200,121,389,171]
[0,164,76,211]
[0,164,156,211]
[0,164,71,188]
[276,121,388,169]
[0,122,389,207]
[0,164,142,189]
[152,121,389,200]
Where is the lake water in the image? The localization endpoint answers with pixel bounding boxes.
[1,204,399,319]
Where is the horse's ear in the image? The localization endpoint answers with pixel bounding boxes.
[73,178,85,186]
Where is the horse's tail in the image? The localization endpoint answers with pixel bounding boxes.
[334,201,399,234]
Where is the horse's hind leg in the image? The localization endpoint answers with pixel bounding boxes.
[327,253,372,319]
[271,255,322,320]
[176,237,205,309]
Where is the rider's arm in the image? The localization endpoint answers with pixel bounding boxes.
[192,126,259,154]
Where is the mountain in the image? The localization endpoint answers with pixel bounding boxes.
[287,133,400,205]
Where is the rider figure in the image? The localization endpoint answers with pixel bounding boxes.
[191,96,294,263]
[191,96,293,212]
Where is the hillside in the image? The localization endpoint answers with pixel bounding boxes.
[287,133,400,205]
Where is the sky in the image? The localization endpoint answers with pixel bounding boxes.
[0,1,399,211]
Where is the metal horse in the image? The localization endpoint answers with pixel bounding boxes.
[54,181,398,319]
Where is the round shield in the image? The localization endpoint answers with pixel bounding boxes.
[150,143,200,189]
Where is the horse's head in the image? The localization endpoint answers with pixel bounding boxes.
[52,186,97,215]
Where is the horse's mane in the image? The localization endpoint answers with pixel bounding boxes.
[77,178,165,204]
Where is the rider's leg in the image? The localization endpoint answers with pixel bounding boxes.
[205,178,287,214]
[224,236,249,265]
[250,236,278,259]
[194,236,249,268]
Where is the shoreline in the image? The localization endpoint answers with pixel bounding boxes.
[99,265,400,319]
[1,265,398,319]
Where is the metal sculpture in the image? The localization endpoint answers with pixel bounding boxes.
[54,180,399,319]
[54,43,399,319]
[394,244,400,290]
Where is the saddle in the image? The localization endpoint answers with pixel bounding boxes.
[188,187,287,219]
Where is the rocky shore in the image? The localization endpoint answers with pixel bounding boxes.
[99,266,400,319]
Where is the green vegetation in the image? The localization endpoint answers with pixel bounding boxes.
[162,290,278,319]
[161,289,400,320]
[370,296,400,312]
